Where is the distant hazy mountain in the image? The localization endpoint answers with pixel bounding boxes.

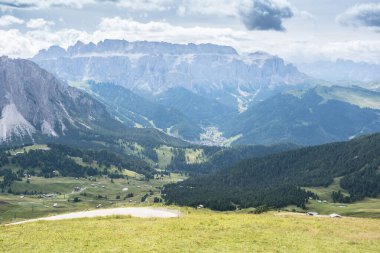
[33,40,310,111]
[298,59,380,86]
[223,86,380,146]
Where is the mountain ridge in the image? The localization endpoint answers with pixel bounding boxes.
[223,86,380,146]
[0,57,189,148]
[32,39,310,111]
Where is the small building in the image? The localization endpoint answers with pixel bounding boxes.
[197,204,204,209]
[43,194,56,198]
[307,212,318,216]
[330,213,342,218]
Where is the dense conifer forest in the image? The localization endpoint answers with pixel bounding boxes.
[167,144,297,174]
[163,134,380,210]
[0,144,155,191]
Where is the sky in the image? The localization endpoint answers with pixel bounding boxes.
[0,0,379,64]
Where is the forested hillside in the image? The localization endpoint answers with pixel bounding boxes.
[163,134,380,210]
[0,144,155,192]
[89,82,202,140]
[167,143,297,174]
[223,88,380,146]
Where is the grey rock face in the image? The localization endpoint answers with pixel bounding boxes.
[33,40,310,111]
[0,56,120,143]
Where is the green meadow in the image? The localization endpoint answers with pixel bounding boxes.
[0,172,186,224]
[1,209,379,253]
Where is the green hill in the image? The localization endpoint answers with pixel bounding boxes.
[155,87,237,126]
[223,87,380,146]
[163,134,380,211]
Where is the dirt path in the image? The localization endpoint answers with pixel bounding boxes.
[7,207,180,226]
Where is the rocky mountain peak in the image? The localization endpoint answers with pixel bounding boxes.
[0,57,122,144]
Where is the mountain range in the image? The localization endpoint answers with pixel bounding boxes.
[0,56,187,148]
[1,40,379,147]
[298,59,380,89]
[223,86,380,145]
[33,40,310,112]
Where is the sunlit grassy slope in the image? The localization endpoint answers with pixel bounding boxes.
[303,178,380,218]
[304,177,349,201]
[8,144,49,155]
[1,209,379,253]
[315,85,380,110]
[306,198,380,218]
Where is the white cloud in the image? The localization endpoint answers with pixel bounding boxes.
[337,3,380,28]
[0,29,48,57]
[117,0,174,12]
[0,0,174,11]
[239,0,294,31]
[26,18,54,29]
[96,17,247,46]
[177,0,241,17]
[0,15,24,26]
[295,10,314,20]
[1,17,379,65]
[0,18,247,58]
[0,0,94,10]
[319,40,380,63]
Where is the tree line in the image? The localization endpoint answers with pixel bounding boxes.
[163,134,380,211]
[0,143,157,192]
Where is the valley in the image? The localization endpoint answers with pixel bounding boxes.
[1,133,379,225]
[0,13,379,252]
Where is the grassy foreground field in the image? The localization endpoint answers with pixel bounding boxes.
[1,209,379,253]
[303,178,380,218]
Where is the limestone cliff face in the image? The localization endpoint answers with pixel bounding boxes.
[33,40,310,111]
[0,56,122,143]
